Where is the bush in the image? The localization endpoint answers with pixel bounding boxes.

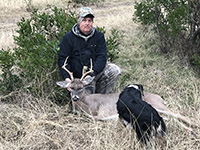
[133,0,200,68]
[0,49,23,94]
[0,7,122,102]
[0,7,77,102]
[96,27,123,62]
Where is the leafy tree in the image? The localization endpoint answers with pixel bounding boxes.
[133,0,200,67]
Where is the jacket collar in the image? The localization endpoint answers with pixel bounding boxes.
[72,23,95,41]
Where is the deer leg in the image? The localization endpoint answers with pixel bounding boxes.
[142,92,199,132]
[156,109,199,129]
[71,101,80,115]
[72,102,76,113]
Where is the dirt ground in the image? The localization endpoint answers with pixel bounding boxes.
[0,0,134,50]
[0,7,30,49]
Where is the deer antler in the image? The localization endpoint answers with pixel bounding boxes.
[62,56,74,81]
[80,59,94,81]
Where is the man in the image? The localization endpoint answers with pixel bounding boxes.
[58,7,121,94]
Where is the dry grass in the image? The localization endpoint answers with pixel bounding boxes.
[0,0,200,149]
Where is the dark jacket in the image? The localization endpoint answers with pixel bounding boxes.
[58,24,107,80]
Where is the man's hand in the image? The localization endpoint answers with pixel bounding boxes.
[84,75,92,79]
[65,78,71,92]
[65,78,71,82]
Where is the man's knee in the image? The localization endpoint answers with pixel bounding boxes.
[105,63,122,79]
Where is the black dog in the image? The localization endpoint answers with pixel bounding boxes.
[116,84,166,144]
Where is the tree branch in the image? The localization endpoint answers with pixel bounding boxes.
[192,27,200,44]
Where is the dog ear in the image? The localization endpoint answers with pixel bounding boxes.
[137,84,144,96]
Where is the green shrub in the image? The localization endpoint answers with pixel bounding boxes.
[106,29,123,62]
[96,27,123,62]
[133,0,200,68]
[0,7,122,102]
[0,49,23,94]
[0,7,77,102]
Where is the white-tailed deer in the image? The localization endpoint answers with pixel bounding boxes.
[56,57,198,132]
[56,57,119,120]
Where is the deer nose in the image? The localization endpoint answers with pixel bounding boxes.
[72,95,79,101]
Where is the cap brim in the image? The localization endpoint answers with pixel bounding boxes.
[86,14,94,18]
[81,13,94,18]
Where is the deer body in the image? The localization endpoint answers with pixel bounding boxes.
[57,78,120,120]
[73,92,120,120]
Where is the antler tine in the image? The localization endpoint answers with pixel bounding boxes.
[80,59,94,81]
[62,56,74,81]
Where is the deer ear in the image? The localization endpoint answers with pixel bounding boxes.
[82,76,95,85]
[56,81,70,88]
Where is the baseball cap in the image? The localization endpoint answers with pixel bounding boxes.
[78,7,94,18]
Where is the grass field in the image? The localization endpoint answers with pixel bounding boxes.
[0,0,200,149]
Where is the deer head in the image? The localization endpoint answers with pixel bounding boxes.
[56,57,95,101]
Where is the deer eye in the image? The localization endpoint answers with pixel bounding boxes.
[70,88,83,92]
[77,88,83,91]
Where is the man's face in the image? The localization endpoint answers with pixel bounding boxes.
[79,17,93,35]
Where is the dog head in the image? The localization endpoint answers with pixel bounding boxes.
[127,84,144,96]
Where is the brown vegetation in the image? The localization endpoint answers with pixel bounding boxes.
[0,0,200,149]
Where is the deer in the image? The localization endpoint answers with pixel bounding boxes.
[56,57,199,132]
[56,57,120,120]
